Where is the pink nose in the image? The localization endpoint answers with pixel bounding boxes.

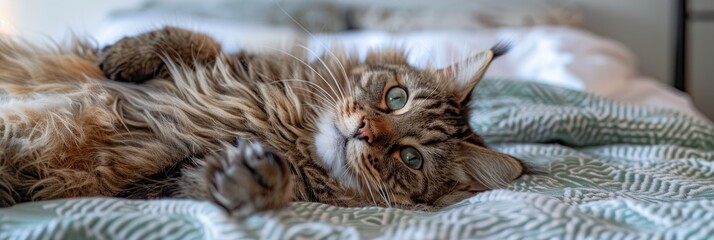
[354,119,374,143]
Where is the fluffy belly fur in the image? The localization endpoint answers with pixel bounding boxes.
[0,32,362,210]
[0,41,184,202]
[0,39,327,206]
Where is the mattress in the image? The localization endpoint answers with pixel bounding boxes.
[2,79,713,239]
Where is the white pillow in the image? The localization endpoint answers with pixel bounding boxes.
[307,26,637,96]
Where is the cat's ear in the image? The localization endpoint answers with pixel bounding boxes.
[454,141,523,191]
[438,43,509,103]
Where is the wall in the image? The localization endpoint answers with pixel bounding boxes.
[689,0,714,118]
[0,0,17,35]
[569,0,674,84]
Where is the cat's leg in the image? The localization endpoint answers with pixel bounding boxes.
[176,140,294,216]
[98,27,222,83]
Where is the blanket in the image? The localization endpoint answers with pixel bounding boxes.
[2,79,713,240]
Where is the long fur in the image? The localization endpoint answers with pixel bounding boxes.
[0,36,357,205]
[0,29,523,210]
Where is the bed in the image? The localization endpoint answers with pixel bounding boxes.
[2,1,713,239]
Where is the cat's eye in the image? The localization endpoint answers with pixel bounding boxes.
[400,147,423,169]
[386,87,408,110]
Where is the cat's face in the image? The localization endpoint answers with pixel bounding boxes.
[314,49,523,207]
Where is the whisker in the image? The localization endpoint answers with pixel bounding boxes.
[296,44,346,102]
[270,78,338,106]
[373,177,390,208]
[385,181,396,207]
[294,88,336,109]
[276,5,351,100]
[355,155,379,206]
[262,46,342,103]
[359,156,390,207]
[375,183,389,207]
[303,103,331,113]
[361,174,377,206]
[331,51,352,98]
[374,176,394,207]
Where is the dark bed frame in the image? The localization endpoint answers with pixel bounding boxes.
[674,0,713,92]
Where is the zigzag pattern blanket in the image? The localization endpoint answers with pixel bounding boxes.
[2,79,713,239]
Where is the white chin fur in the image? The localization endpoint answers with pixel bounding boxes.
[314,113,359,190]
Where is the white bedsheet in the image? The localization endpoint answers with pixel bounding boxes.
[93,14,708,121]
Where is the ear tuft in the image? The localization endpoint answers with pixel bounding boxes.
[456,142,523,190]
[438,42,511,103]
[491,41,512,58]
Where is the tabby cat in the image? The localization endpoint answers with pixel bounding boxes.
[0,27,523,215]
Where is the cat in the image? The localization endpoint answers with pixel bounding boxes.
[0,27,523,215]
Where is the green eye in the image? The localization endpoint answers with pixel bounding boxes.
[400,147,423,170]
[386,87,408,110]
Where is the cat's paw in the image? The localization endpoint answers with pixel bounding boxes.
[98,35,165,83]
[205,140,293,217]
[98,27,221,83]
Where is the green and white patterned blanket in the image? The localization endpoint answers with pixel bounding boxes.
[2,79,713,240]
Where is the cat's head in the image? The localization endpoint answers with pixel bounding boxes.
[314,45,523,207]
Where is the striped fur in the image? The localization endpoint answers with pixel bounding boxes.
[0,27,522,212]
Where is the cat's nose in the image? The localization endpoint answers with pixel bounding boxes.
[353,119,374,143]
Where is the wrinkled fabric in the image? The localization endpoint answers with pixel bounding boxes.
[2,79,713,240]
